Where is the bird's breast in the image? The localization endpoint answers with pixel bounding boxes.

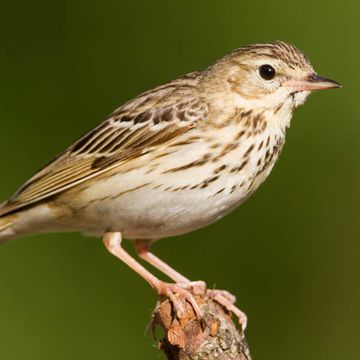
[55,120,286,239]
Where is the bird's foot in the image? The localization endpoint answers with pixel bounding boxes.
[176,280,207,295]
[172,281,247,330]
[153,280,204,320]
[208,288,237,304]
[208,290,247,330]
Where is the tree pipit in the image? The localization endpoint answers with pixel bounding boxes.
[0,41,341,328]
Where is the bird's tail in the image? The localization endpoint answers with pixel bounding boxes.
[0,214,17,244]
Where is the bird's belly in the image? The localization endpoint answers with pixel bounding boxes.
[62,169,264,239]
[77,185,248,239]
[54,127,283,239]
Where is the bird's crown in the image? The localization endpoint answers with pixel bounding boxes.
[229,41,312,71]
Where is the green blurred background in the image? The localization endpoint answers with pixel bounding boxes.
[0,1,358,359]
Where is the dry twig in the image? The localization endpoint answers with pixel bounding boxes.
[152,292,252,360]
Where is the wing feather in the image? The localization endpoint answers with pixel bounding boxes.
[0,75,207,216]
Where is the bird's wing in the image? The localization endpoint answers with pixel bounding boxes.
[0,75,207,216]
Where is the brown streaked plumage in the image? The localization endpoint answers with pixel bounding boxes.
[0,41,341,328]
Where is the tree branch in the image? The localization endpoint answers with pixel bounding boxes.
[152,293,252,360]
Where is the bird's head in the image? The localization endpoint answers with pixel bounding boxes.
[209,41,341,112]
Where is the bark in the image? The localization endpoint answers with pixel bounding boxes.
[152,293,252,360]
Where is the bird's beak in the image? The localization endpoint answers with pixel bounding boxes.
[283,73,342,91]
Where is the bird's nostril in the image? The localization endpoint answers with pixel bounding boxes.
[308,73,329,82]
[308,73,319,81]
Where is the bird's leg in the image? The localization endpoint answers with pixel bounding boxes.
[135,239,207,294]
[135,240,190,283]
[135,239,248,329]
[103,232,203,319]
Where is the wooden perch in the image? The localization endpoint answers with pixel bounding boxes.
[152,292,252,360]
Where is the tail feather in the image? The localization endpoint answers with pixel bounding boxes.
[0,216,13,231]
[0,214,16,243]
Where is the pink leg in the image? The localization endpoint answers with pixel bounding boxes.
[103,232,203,318]
[135,239,248,329]
[135,239,190,283]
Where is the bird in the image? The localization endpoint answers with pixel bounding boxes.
[0,41,340,327]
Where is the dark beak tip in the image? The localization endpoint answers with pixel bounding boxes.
[331,81,342,89]
[327,78,342,89]
[311,73,342,89]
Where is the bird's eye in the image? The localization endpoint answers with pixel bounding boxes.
[259,64,276,80]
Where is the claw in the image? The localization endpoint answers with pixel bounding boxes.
[155,281,204,320]
[154,280,247,330]
[208,289,237,304]
[176,280,207,296]
[211,293,247,330]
